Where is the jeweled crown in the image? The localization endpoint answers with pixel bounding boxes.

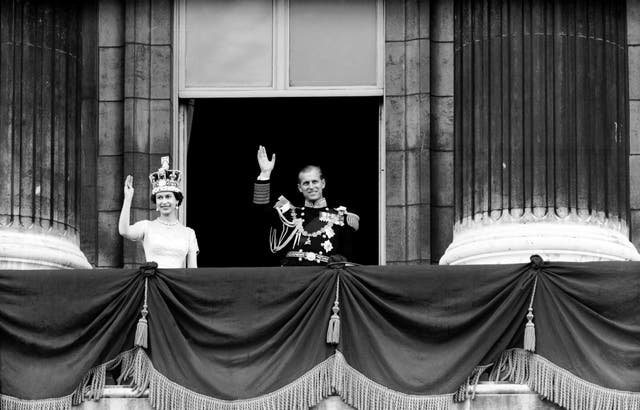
[149,156,182,195]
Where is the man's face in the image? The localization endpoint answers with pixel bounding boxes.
[298,169,326,202]
[155,191,178,216]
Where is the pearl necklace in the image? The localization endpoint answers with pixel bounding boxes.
[156,218,178,226]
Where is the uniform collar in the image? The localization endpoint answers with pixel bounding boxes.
[304,197,327,208]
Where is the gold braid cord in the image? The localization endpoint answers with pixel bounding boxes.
[269,209,303,253]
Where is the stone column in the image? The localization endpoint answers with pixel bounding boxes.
[0,1,90,269]
[442,0,640,264]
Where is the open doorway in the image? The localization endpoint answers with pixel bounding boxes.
[187,97,380,267]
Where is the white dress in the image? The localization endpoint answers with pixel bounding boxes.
[128,219,199,268]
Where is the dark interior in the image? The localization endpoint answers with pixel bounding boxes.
[187,97,380,267]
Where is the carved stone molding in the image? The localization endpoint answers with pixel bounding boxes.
[453,208,628,236]
[441,214,640,265]
[0,227,91,270]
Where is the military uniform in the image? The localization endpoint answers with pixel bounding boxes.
[253,180,359,266]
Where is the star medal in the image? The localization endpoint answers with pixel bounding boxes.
[320,212,340,224]
[325,226,335,239]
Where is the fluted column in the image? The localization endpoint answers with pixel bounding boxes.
[0,1,90,269]
[442,0,639,264]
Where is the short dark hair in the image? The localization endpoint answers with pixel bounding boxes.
[297,165,324,183]
[151,191,184,206]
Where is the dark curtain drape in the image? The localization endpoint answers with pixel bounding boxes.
[1,261,639,409]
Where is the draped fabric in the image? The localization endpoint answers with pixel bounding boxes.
[0,260,639,410]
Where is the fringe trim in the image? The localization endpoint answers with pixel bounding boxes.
[0,347,455,410]
[453,363,494,403]
[118,346,151,395]
[0,348,139,410]
[494,348,640,410]
[332,351,453,410]
[72,348,140,405]
[0,394,72,410]
[16,347,640,410]
[123,348,334,410]
[113,348,455,410]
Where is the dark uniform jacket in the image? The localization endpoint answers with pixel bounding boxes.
[253,180,359,266]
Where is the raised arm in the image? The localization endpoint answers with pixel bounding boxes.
[118,175,137,240]
[257,145,275,180]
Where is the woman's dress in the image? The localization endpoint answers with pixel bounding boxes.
[128,219,199,268]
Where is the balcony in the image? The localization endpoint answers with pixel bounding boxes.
[0,259,637,410]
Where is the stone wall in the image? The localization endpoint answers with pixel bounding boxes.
[429,0,455,264]
[85,0,457,267]
[81,0,173,268]
[384,0,454,264]
[79,0,640,266]
[629,0,640,250]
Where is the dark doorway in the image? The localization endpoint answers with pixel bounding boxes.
[187,97,380,267]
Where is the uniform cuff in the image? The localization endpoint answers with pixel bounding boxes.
[253,181,270,205]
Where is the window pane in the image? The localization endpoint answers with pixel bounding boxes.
[289,0,377,87]
[184,0,273,87]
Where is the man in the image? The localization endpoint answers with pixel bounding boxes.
[253,145,359,266]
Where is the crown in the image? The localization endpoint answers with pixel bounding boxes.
[149,156,182,195]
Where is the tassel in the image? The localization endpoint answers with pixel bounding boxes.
[135,314,148,349]
[524,308,535,352]
[326,303,340,344]
[326,276,341,345]
[524,276,538,352]
[135,278,149,349]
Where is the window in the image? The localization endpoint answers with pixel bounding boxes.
[177,0,383,97]
[183,0,274,88]
[289,0,378,87]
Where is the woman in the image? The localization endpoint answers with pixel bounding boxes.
[118,157,198,268]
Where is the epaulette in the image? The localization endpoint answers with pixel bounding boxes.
[346,212,360,231]
[335,206,359,231]
[274,195,292,213]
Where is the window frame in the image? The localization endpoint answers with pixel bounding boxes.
[176,0,385,98]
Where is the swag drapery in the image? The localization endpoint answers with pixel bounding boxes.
[0,259,639,410]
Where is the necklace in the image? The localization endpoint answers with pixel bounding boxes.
[156,218,178,226]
